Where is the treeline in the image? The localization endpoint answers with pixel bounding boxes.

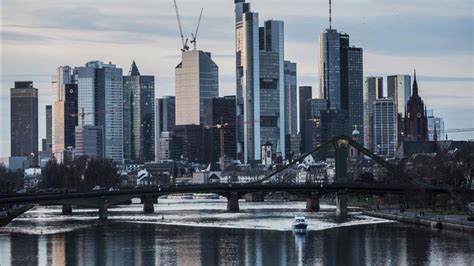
[0,165,23,193]
[42,156,120,190]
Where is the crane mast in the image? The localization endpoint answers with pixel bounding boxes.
[191,8,204,50]
[173,0,189,52]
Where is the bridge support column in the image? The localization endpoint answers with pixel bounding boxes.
[306,193,320,212]
[99,203,108,221]
[226,192,240,212]
[62,204,72,214]
[336,192,348,220]
[143,196,157,214]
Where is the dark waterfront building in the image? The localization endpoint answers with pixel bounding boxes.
[320,109,349,157]
[298,86,312,133]
[123,61,155,162]
[404,71,428,141]
[285,133,301,159]
[45,105,52,152]
[155,96,176,162]
[204,96,237,164]
[284,61,298,135]
[10,81,38,161]
[173,125,205,163]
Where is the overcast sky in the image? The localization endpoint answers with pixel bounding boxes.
[1,0,473,157]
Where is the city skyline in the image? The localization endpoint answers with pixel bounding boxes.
[1,0,473,157]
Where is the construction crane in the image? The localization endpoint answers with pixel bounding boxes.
[173,0,189,52]
[190,8,204,50]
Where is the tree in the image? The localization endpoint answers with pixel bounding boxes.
[83,159,119,189]
[0,164,23,192]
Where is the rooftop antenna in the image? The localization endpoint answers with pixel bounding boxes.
[329,0,332,29]
[173,0,189,52]
[190,8,204,50]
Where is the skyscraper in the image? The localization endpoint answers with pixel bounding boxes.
[347,47,364,145]
[45,105,52,152]
[175,50,218,126]
[404,71,428,141]
[10,81,38,160]
[74,61,123,161]
[303,98,327,153]
[203,96,237,165]
[363,76,383,151]
[427,110,445,141]
[373,98,398,157]
[318,28,342,110]
[298,86,312,138]
[284,61,297,135]
[155,96,176,162]
[387,75,411,115]
[235,0,286,163]
[123,61,155,162]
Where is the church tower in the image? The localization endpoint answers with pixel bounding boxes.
[404,70,428,141]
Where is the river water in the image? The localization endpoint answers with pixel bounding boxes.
[0,199,473,265]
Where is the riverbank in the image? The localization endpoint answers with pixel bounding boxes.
[362,209,474,233]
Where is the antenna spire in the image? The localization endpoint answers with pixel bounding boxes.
[329,0,332,29]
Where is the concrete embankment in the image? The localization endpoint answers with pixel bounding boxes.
[363,211,474,233]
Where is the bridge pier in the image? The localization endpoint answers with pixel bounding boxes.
[306,193,320,212]
[62,204,72,214]
[99,203,108,221]
[226,192,240,212]
[336,192,348,220]
[143,196,157,214]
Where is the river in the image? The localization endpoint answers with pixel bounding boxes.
[0,199,473,265]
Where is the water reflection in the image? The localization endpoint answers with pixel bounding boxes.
[1,222,473,265]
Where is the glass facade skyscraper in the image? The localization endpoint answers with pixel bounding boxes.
[387,75,412,115]
[373,98,398,157]
[123,61,155,162]
[284,61,297,135]
[347,47,364,144]
[363,76,383,151]
[155,96,176,162]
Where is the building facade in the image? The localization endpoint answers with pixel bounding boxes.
[284,61,297,135]
[123,61,155,162]
[427,110,445,141]
[10,81,38,161]
[203,96,237,164]
[175,50,218,126]
[363,76,383,151]
[155,96,176,162]
[347,47,364,145]
[373,98,398,157]
[302,98,327,153]
[387,75,411,115]
[45,105,52,152]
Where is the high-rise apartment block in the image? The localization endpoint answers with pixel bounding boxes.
[123,61,155,162]
[235,0,285,163]
[373,98,398,157]
[10,81,38,160]
[363,76,383,151]
[175,50,218,126]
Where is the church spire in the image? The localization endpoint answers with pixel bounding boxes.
[412,69,419,96]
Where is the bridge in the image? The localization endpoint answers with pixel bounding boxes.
[1,136,472,223]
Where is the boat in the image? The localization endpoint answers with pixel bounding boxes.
[292,216,308,233]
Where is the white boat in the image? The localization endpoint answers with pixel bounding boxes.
[292,216,308,233]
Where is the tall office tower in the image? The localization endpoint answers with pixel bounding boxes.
[373,98,398,157]
[10,81,38,160]
[259,20,286,160]
[75,125,104,159]
[363,76,383,151]
[347,47,364,145]
[175,50,218,126]
[74,61,123,161]
[387,75,411,115]
[154,96,176,162]
[52,66,78,160]
[123,61,155,162]
[427,110,445,141]
[303,98,328,153]
[173,125,205,163]
[318,28,341,109]
[387,74,411,146]
[204,96,237,165]
[298,86,312,150]
[284,61,297,135]
[404,71,428,141]
[235,0,260,163]
[45,105,52,152]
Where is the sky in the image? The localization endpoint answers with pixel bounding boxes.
[1,0,473,157]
